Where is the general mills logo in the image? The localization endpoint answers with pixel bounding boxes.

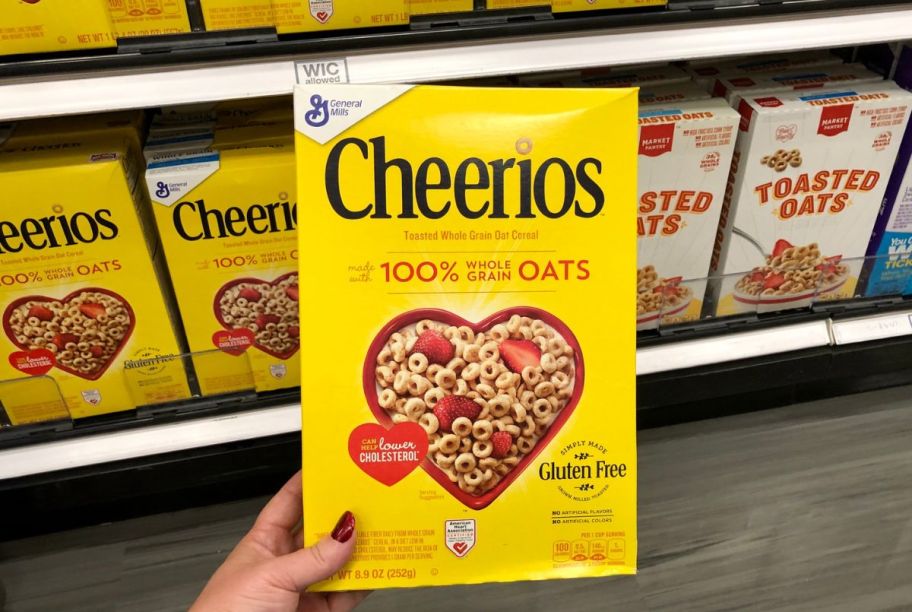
[155,181,170,198]
[305,94,330,127]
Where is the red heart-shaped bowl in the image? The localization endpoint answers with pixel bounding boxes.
[363,306,585,510]
[213,271,299,360]
[3,287,135,381]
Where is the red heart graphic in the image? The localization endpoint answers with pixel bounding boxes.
[363,307,584,510]
[213,272,299,360]
[3,288,135,381]
[348,422,428,486]
[315,10,330,23]
[212,329,255,356]
[453,542,468,554]
[8,348,55,376]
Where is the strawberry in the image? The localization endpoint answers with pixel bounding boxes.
[749,270,766,283]
[52,333,79,351]
[238,287,262,302]
[491,431,513,459]
[286,285,299,301]
[27,305,54,321]
[433,396,482,432]
[255,313,280,328]
[816,255,843,274]
[89,346,105,357]
[287,325,299,338]
[772,239,793,257]
[410,330,454,366]
[79,303,106,319]
[499,339,541,374]
[763,273,786,290]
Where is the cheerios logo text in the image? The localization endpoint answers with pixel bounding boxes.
[324,136,605,220]
[172,199,298,241]
[0,210,118,253]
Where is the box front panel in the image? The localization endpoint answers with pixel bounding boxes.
[296,84,637,590]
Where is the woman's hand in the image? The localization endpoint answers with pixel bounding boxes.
[191,472,367,612]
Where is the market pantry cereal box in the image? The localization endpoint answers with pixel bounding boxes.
[145,139,300,394]
[637,98,740,330]
[712,64,883,106]
[295,84,637,590]
[0,135,191,422]
[711,83,912,316]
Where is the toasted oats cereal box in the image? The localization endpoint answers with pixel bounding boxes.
[1,0,114,56]
[686,50,842,88]
[294,84,637,590]
[145,139,299,394]
[552,0,666,11]
[638,98,740,330]
[636,82,711,105]
[107,0,192,38]
[712,64,883,106]
[0,136,191,422]
[711,82,912,316]
[199,0,408,32]
[410,0,472,14]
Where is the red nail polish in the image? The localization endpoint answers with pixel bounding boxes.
[331,511,355,543]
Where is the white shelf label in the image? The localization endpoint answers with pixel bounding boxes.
[831,313,912,346]
[295,58,350,85]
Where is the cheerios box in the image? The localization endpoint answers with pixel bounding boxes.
[0,135,191,422]
[145,139,299,394]
[1,0,115,56]
[410,0,472,14]
[637,98,739,330]
[107,0,192,39]
[710,82,912,317]
[199,0,408,33]
[295,84,637,590]
[552,0,666,11]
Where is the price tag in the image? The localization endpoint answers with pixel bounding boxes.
[831,312,912,345]
[294,58,350,85]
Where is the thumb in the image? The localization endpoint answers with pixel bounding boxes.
[269,511,356,591]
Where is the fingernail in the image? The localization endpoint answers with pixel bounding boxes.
[331,511,355,543]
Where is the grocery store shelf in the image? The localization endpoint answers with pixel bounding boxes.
[2,3,912,120]
[636,319,833,376]
[0,404,298,480]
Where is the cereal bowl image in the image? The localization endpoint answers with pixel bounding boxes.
[213,272,299,360]
[363,307,584,510]
[637,266,693,331]
[733,240,848,312]
[3,288,135,381]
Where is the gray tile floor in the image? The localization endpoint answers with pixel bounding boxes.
[3,386,912,611]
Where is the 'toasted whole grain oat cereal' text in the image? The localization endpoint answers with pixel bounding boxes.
[295,84,637,590]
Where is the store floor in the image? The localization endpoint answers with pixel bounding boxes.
[3,386,912,612]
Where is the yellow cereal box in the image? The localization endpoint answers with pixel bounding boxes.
[0,136,191,422]
[487,0,548,8]
[410,0,472,14]
[295,84,637,589]
[199,0,409,33]
[0,111,145,151]
[198,0,273,30]
[107,0,192,38]
[145,140,299,394]
[1,0,115,56]
[552,0,666,11]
